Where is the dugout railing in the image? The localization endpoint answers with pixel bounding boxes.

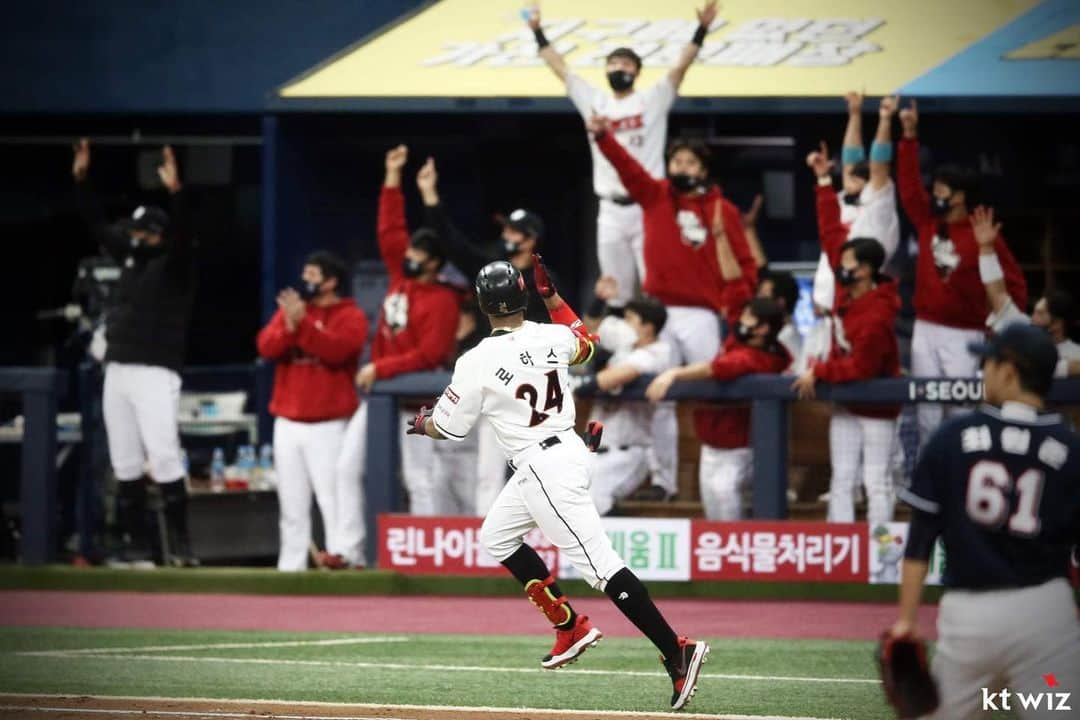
[5,367,1080,565]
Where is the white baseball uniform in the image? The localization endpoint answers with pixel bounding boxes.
[103,363,185,482]
[986,298,1080,377]
[275,416,345,571]
[567,73,677,306]
[431,321,626,590]
[588,317,673,515]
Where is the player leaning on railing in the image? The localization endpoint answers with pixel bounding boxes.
[405,254,710,711]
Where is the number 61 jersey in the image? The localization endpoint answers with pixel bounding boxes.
[431,321,590,458]
[899,402,1080,590]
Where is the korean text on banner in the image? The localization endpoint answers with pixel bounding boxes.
[691,521,867,582]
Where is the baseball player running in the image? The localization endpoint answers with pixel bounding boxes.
[526,1,718,308]
[892,323,1080,718]
[407,255,709,710]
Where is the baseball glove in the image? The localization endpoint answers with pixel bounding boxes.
[877,631,939,719]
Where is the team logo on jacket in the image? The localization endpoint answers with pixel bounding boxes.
[676,210,707,248]
[383,292,409,331]
[930,232,960,279]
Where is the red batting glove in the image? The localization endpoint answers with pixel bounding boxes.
[583,420,604,452]
[405,406,433,435]
[532,253,556,298]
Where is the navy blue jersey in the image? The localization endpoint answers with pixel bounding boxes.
[900,402,1080,590]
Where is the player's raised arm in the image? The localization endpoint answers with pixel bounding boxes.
[667,0,717,89]
[871,95,898,190]
[377,145,411,278]
[589,113,662,206]
[526,4,568,83]
[840,91,865,191]
[808,141,846,266]
[533,253,596,365]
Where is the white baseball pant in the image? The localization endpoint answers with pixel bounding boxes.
[912,319,984,449]
[480,430,627,590]
[474,416,507,516]
[652,306,722,496]
[430,428,479,516]
[928,578,1080,719]
[335,404,369,566]
[103,362,184,482]
[589,445,650,515]
[699,445,753,520]
[827,409,897,525]
[596,199,645,307]
[274,416,345,571]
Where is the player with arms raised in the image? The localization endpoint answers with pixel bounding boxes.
[888,324,1080,718]
[407,255,709,710]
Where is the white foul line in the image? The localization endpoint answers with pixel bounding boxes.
[17,636,409,658]
[0,695,842,720]
[23,650,880,685]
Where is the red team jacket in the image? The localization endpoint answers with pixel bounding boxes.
[897,138,1026,329]
[813,185,901,418]
[374,186,459,379]
[595,132,758,313]
[694,336,791,449]
[257,299,369,422]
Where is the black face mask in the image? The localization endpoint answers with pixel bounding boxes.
[842,192,860,206]
[734,322,756,343]
[835,266,858,287]
[130,239,165,261]
[670,174,702,193]
[503,240,523,258]
[297,281,320,301]
[931,196,952,217]
[606,70,635,92]
[402,258,424,278]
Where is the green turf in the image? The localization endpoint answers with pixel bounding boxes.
[0,626,898,719]
[0,565,943,604]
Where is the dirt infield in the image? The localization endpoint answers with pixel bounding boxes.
[0,695,819,720]
[0,591,937,640]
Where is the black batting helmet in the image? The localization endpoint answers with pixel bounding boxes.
[476,261,527,317]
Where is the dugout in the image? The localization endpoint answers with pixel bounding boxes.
[3,0,1080,563]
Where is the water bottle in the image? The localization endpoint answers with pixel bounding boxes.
[257,443,275,489]
[180,447,190,476]
[210,447,226,493]
[237,445,254,486]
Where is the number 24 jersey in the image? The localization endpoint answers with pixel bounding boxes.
[431,321,581,458]
[900,402,1080,590]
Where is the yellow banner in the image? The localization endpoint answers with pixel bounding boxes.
[280,0,1038,98]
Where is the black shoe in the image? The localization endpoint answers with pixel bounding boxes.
[663,636,709,710]
[631,485,675,502]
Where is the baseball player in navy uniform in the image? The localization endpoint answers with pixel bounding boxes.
[407,256,708,710]
[526,1,718,308]
[893,323,1080,718]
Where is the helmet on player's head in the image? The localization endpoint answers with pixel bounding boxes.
[476,261,528,317]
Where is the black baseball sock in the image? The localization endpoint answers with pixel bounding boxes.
[502,544,578,629]
[114,479,148,545]
[604,567,679,659]
[159,479,190,542]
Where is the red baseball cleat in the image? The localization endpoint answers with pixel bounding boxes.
[541,614,602,669]
[663,636,709,710]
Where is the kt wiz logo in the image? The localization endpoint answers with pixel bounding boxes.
[981,674,1072,712]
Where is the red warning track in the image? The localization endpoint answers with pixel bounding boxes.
[0,590,938,640]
